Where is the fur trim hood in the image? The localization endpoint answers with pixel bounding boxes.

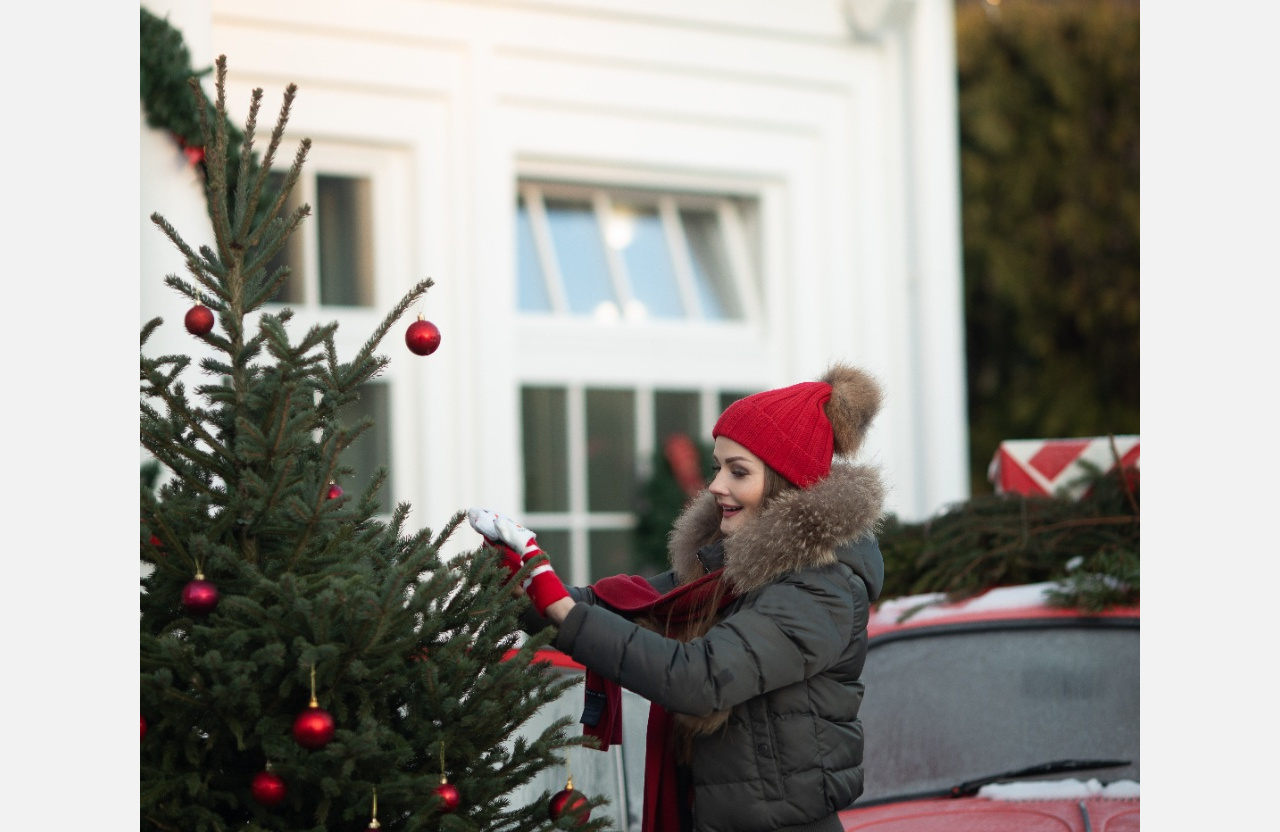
[667,462,885,593]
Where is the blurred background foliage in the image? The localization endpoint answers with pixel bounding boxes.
[957,0,1139,494]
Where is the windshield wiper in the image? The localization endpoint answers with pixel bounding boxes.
[948,758,1131,797]
[852,758,1132,809]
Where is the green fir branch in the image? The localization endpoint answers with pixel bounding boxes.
[230,86,264,241]
[143,54,591,832]
[877,459,1139,609]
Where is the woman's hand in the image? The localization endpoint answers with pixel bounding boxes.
[467,508,570,616]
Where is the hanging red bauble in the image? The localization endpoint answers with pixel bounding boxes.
[184,304,215,335]
[182,574,219,615]
[432,778,460,813]
[140,714,147,741]
[549,777,590,824]
[405,317,441,356]
[173,133,207,166]
[251,770,287,806]
[292,704,335,749]
[146,534,167,557]
[327,482,343,500]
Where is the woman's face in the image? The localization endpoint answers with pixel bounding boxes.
[709,436,767,537]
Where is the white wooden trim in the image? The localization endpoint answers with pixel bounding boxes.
[717,198,762,326]
[521,184,571,315]
[566,384,589,585]
[658,196,703,319]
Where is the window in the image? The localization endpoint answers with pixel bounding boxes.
[264,172,376,307]
[259,144,409,517]
[513,177,765,582]
[521,384,756,584]
[516,182,757,323]
[337,383,393,515]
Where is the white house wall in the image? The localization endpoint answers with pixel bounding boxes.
[141,0,968,547]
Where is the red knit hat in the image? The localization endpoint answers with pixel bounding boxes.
[713,381,834,488]
[712,364,883,488]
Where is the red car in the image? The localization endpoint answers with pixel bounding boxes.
[839,583,1139,831]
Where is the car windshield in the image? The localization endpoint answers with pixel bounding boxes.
[858,621,1139,803]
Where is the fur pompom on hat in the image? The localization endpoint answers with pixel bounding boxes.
[712,363,882,488]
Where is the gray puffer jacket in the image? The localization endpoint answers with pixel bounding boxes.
[555,460,885,832]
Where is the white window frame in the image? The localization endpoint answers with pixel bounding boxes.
[523,383,752,586]
[261,141,415,518]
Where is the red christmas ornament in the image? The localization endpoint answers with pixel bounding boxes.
[172,133,207,166]
[432,778,460,813]
[293,665,335,749]
[140,714,147,740]
[405,317,441,356]
[251,770,287,807]
[184,304,215,335]
[292,704,335,750]
[182,573,219,615]
[327,482,343,500]
[549,776,590,824]
[145,534,167,558]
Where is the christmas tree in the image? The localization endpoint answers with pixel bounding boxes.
[140,57,606,832]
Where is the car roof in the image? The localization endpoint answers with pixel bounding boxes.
[869,582,1140,639]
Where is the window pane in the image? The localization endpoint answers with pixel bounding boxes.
[338,383,392,514]
[654,391,701,445]
[589,529,635,582]
[532,528,571,576]
[612,203,683,320]
[681,209,740,320]
[516,198,552,313]
[586,388,635,512]
[264,171,304,304]
[317,174,375,307]
[521,387,569,512]
[545,199,615,317]
[718,390,754,415]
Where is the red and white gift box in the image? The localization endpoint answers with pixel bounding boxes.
[988,436,1139,500]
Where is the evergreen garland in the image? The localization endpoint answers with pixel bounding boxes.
[633,439,713,576]
[141,7,269,228]
[140,7,224,151]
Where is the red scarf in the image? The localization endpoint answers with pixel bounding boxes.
[581,570,738,832]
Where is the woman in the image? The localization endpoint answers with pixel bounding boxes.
[468,363,886,832]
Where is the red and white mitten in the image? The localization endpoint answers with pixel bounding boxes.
[467,508,569,615]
